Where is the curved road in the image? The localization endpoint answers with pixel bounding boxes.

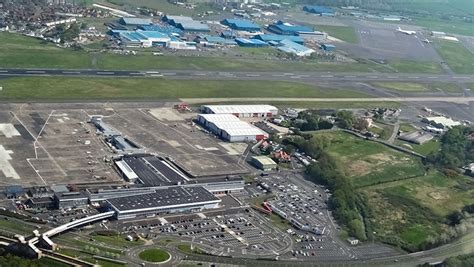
[1,68,474,83]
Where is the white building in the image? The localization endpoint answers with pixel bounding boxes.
[422,116,461,129]
[201,105,278,118]
[197,114,268,142]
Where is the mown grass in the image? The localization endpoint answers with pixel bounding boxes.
[0,77,370,101]
[93,235,145,248]
[372,82,463,93]
[0,32,444,74]
[370,123,394,140]
[315,25,358,43]
[0,218,35,234]
[138,248,170,262]
[396,139,441,156]
[435,40,474,74]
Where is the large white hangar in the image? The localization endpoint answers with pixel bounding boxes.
[197,114,268,142]
[201,105,278,118]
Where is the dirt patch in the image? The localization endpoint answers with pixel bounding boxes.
[428,191,449,200]
[348,160,372,176]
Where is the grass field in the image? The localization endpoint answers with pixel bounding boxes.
[139,248,170,263]
[0,219,35,234]
[314,25,358,43]
[399,123,417,133]
[435,40,474,74]
[0,77,370,101]
[99,0,220,17]
[93,235,145,248]
[0,32,444,74]
[312,131,425,188]
[396,139,441,156]
[370,123,394,140]
[412,17,474,37]
[371,82,463,93]
[362,171,474,250]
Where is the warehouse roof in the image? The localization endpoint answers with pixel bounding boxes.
[139,24,182,35]
[115,160,139,181]
[122,155,188,186]
[268,22,313,34]
[164,15,193,23]
[119,17,153,25]
[198,114,269,137]
[252,156,277,166]
[303,5,334,14]
[202,105,278,114]
[254,34,304,44]
[136,30,170,39]
[277,39,314,56]
[176,21,210,32]
[107,186,219,212]
[235,38,268,46]
[222,18,260,30]
[424,116,461,128]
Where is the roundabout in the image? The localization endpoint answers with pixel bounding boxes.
[138,248,171,264]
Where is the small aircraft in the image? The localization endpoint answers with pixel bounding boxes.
[422,39,432,43]
[396,26,416,35]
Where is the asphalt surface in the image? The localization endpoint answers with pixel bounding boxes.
[1,68,474,83]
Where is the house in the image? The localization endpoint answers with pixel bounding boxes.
[272,150,291,162]
[347,237,359,245]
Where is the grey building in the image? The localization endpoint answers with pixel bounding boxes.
[54,192,89,209]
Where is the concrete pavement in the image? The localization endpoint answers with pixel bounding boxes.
[0,68,473,83]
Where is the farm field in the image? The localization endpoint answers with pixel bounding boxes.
[312,131,425,188]
[395,139,441,156]
[0,77,370,101]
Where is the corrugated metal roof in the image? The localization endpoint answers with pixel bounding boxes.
[120,17,152,25]
[177,21,210,31]
[203,105,278,114]
[198,114,268,137]
[235,38,268,46]
[254,34,304,44]
[268,22,312,34]
[277,39,315,56]
[115,160,139,180]
[252,156,277,166]
[136,30,170,40]
[222,18,260,30]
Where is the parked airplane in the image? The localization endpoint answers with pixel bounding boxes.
[396,27,416,35]
[422,39,432,43]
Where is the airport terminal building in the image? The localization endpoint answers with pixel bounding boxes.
[106,186,221,220]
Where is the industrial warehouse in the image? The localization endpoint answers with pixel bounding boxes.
[201,104,278,118]
[198,114,268,142]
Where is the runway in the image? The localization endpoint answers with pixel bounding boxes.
[0,68,473,83]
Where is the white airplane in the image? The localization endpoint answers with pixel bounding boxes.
[396,27,416,35]
[422,39,432,43]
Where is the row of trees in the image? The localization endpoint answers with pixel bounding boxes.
[288,134,367,240]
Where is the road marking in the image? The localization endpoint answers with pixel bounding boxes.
[408,76,419,79]
[321,75,334,78]
[367,76,378,78]
[246,74,260,77]
[290,76,300,79]
[26,70,45,74]
[283,73,294,75]
[0,70,8,73]
[387,76,398,78]
[427,76,438,79]
[62,71,80,74]
[150,74,163,77]
[454,76,469,79]
[193,73,206,76]
[129,72,142,75]
[146,71,160,74]
[97,72,114,75]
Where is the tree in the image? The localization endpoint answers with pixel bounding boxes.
[353,118,369,131]
[336,110,355,129]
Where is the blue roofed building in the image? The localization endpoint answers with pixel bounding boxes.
[303,6,335,16]
[321,43,336,51]
[163,15,193,26]
[108,30,170,48]
[253,34,304,45]
[119,17,153,26]
[196,36,237,46]
[277,39,315,57]
[235,38,268,47]
[138,24,183,36]
[221,18,261,32]
[267,21,313,35]
[176,21,210,32]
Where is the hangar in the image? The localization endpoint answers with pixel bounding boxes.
[221,18,261,32]
[303,6,335,16]
[254,34,304,45]
[106,186,221,220]
[267,21,313,35]
[201,105,278,118]
[235,38,268,47]
[119,17,153,26]
[197,114,268,142]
